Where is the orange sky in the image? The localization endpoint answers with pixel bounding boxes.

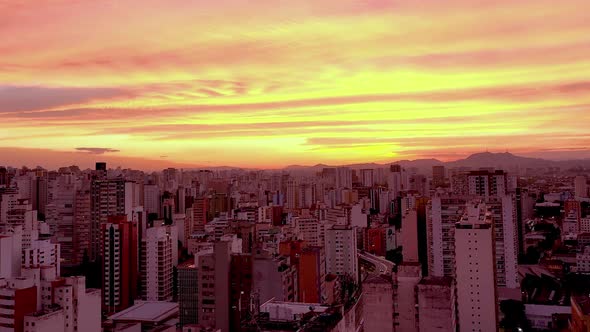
[1,0,590,169]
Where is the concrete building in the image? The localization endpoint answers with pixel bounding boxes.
[143,184,161,217]
[454,202,498,332]
[325,225,359,284]
[360,169,374,187]
[106,301,179,331]
[195,241,231,331]
[575,175,588,198]
[0,277,37,332]
[23,307,64,332]
[90,178,130,261]
[468,170,508,199]
[363,274,394,332]
[486,195,519,289]
[141,226,174,301]
[417,276,456,332]
[178,258,198,327]
[298,246,326,304]
[230,254,252,331]
[294,217,322,247]
[399,208,419,263]
[101,215,138,314]
[393,263,421,332]
[53,276,101,332]
[427,196,467,278]
[432,166,446,188]
[253,252,298,304]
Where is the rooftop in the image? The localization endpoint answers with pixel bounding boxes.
[419,276,453,287]
[108,301,178,323]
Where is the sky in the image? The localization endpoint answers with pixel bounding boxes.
[1,0,590,169]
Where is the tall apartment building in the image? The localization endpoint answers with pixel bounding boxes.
[178,258,198,327]
[285,179,299,210]
[72,187,91,266]
[143,184,161,217]
[298,246,326,304]
[0,278,37,332]
[192,197,208,233]
[91,178,126,261]
[141,226,174,301]
[468,170,508,199]
[230,254,253,331]
[360,169,374,187]
[101,215,138,314]
[335,167,353,189]
[432,165,446,188]
[325,225,359,284]
[253,253,298,304]
[362,274,394,332]
[417,276,457,332]
[196,241,231,332]
[427,196,467,278]
[575,175,589,198]
[295,217,322,247]
[486,195,519,289]
[399,207,419,263]
[53,276,101,332]
[393,263,421,332]
[455,202,498,332]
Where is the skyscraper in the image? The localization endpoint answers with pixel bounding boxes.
[432,165,446,188]
[454,202,498,332]
[101,215,138,314]
[141,225,174,301]
[325,225,359,284]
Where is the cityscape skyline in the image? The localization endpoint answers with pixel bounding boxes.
[2,0,590,168]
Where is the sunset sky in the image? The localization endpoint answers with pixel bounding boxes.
[1,0,590,169]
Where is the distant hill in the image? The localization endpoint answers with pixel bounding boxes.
[277,152,590,174]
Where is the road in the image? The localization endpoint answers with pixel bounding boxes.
[357,250,394,275]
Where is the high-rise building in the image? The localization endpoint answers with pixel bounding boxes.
[0,278,37,332]
[335,167,353,189]
[298,246,326,304]
[417,277,457,332]
[360,169,374,187]
[72,187,91,266]
[363,274,394,332]
[393,262,421,332]
[454,202,498,332]
[427,196,467,278]
[230,254,252,331]
[53,276,101,332]
[486,195,519,289]
[91,178,127,261]
[196,241,231,332]
[325,225,359,284]
[575,175,589,198]
[191,197,208,233]
[468,170,508,199]
[432,165,446,188]
[178,258,198,327]
[399,207,419,263]
[253,253,298,304]
[285,179,299,210]
[141,226,174,301]
[143,184,161,217]
[101,215,138,314]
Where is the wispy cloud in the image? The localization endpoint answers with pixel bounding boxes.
[75,147,120,154]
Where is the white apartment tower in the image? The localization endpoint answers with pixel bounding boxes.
[141,226,174,301]
[454,202,498,332]
[325,225,359,284]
